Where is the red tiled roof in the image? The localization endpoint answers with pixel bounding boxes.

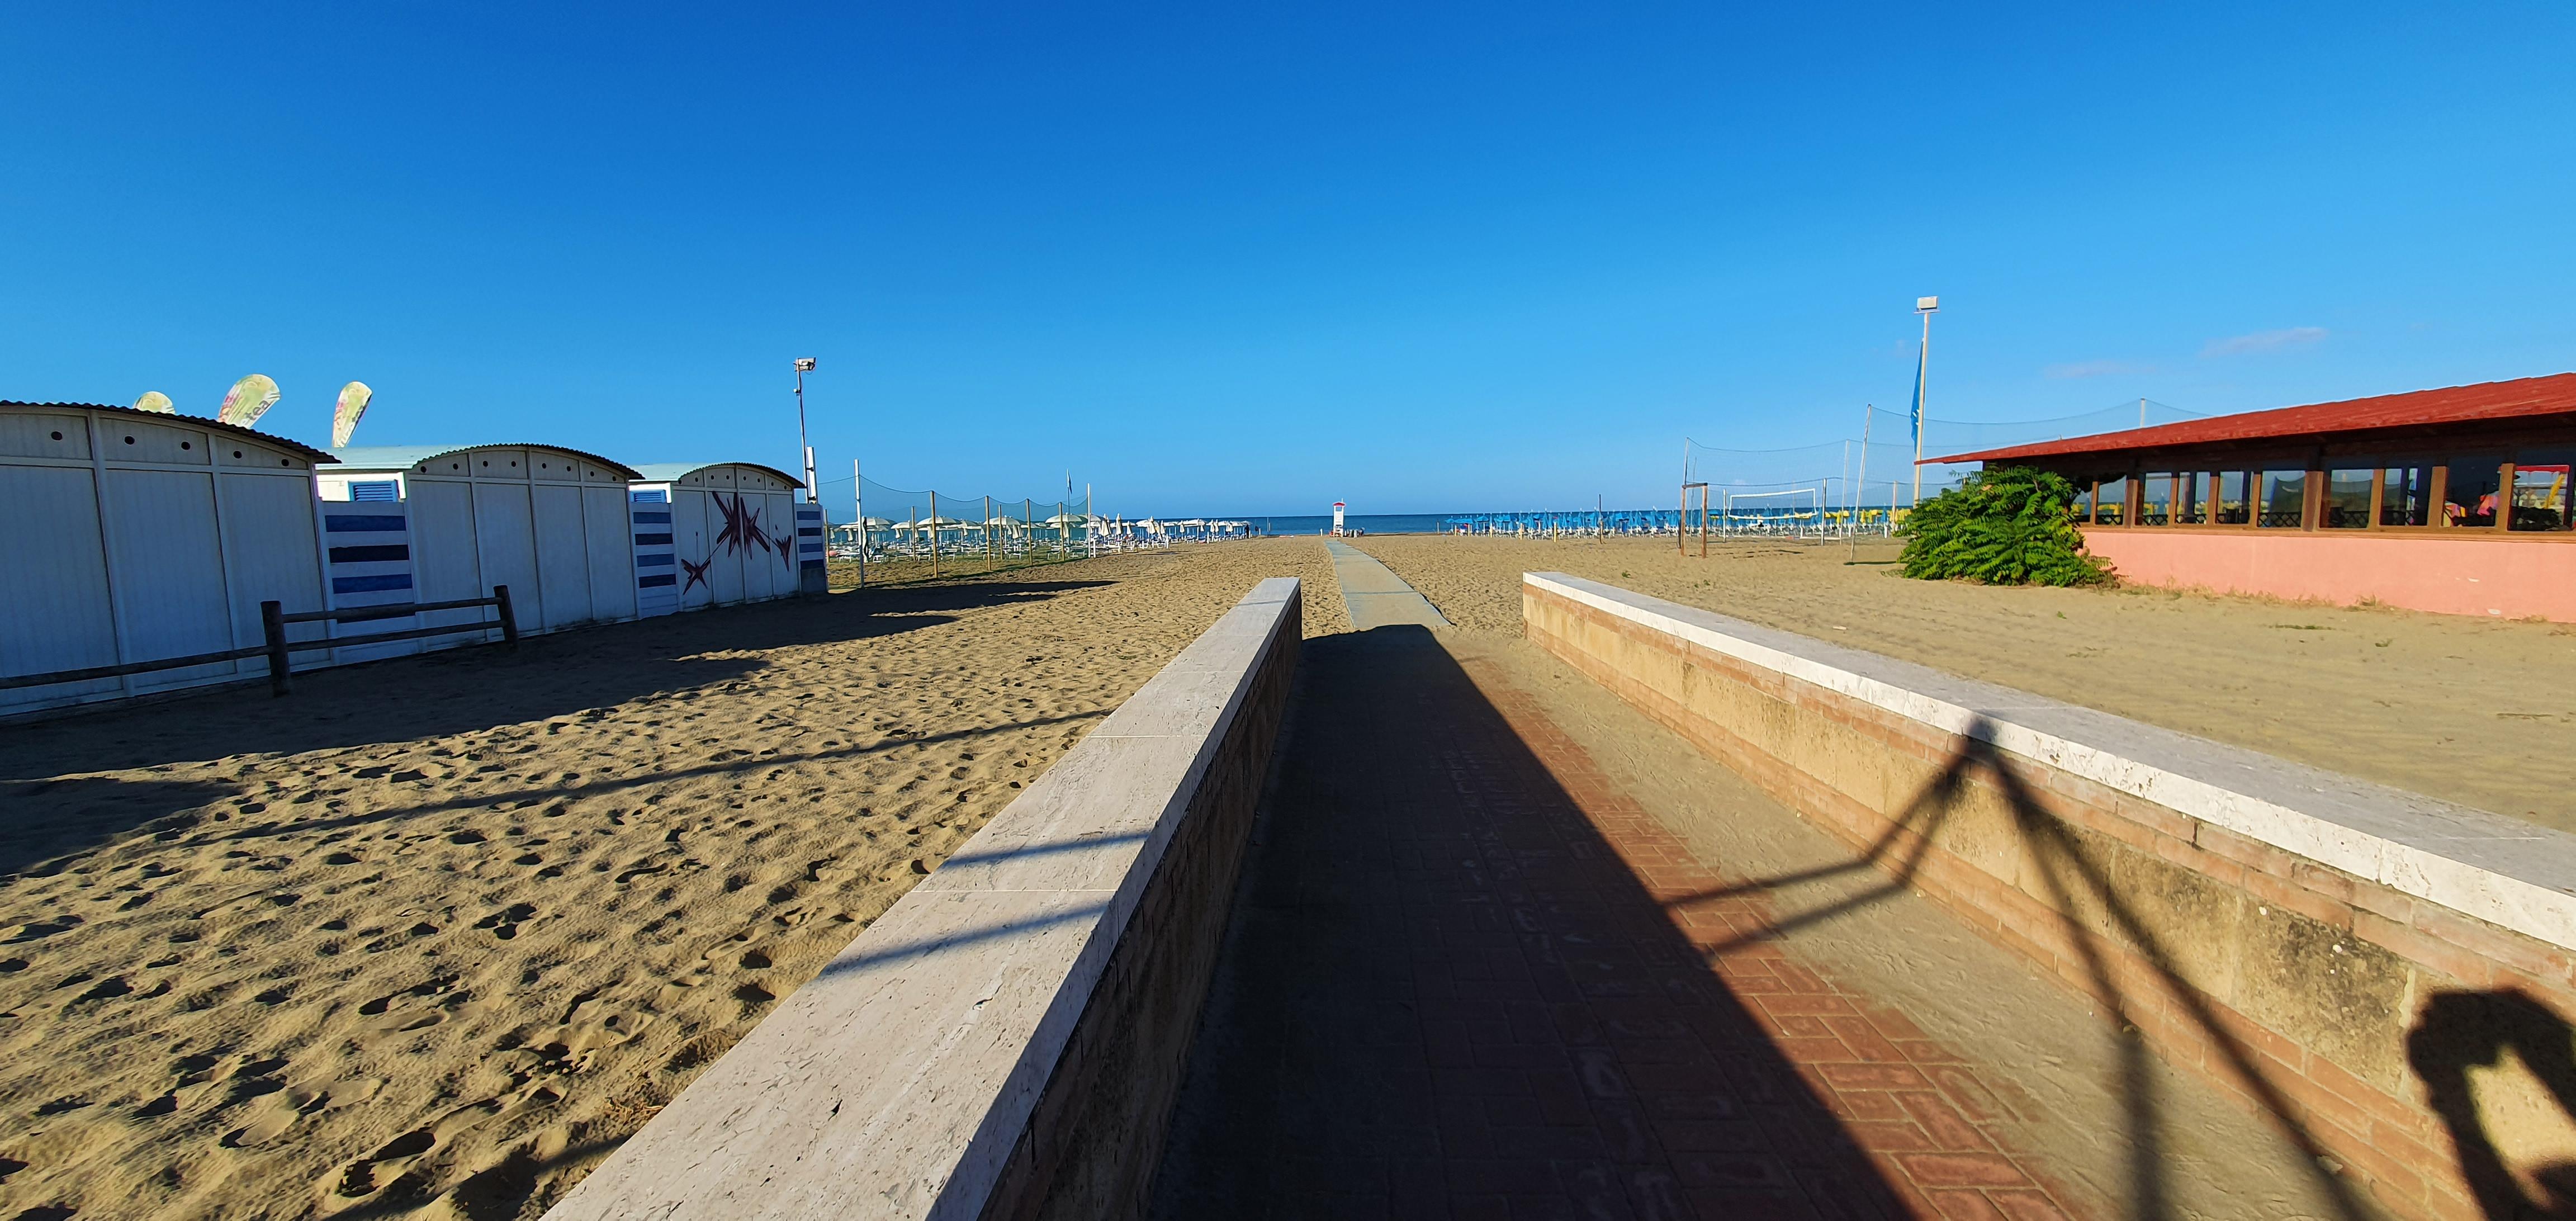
[1924,372,2576,465]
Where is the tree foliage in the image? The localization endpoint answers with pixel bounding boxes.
[1898,465,2111,586]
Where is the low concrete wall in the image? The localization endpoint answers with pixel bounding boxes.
[547,578,1301,1221]
[2083,527,2576,622]
[1525,571,2576,1221]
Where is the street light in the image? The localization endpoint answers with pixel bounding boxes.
[793,358,818,501]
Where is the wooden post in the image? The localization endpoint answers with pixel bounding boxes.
[2367,468,2386,529]
[493,585,520,649]
[2498,463,2518,532]
[261,600,291,697]
[930,490,940,577]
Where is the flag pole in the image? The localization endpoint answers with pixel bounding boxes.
[1911,296,1939,508]
[1852,405,1872,562]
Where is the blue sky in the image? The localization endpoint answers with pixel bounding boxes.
[5,3,2573,515]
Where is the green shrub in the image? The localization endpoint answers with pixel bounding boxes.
[1898,466,2111,586]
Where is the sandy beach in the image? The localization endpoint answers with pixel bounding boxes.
[1349,532,2575,829]
[0,538,1330,1220]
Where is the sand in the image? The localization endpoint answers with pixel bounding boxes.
[1349,533,2574,829]
[0,537,1333,1220]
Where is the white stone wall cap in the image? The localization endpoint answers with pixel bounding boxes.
[1524,571,2576,953]
[544,578,1300,1220]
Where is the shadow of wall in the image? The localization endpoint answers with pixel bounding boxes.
[1150,624,1922,1219]
[1526,581,2576,1221]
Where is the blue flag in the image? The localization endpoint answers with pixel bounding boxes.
[1909,343,1926,451]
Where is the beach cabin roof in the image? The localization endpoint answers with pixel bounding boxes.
[629,461,801,486]
[1928,373,2576,465]
[4,401,334,464]
[326,444,642,480]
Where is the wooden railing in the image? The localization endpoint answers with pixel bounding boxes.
[0,586,518,697]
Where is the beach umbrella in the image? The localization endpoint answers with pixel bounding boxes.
[133,391,174,414]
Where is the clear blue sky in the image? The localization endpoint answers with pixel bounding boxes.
[6,3,2572,515]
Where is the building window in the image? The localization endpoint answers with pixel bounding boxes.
[2323,470,2373,528]
[2175,472,2206,524]
[2257,471,2308,528]
[2138,473,2173,526]
[2214,471,2251,524]
[2380,467,2432,527]
[2511,451,2575,531]
[2445,458,2504,527]
[2092,476,2127,526]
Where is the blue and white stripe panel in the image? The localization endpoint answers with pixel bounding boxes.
[633,488,679,618]
[796,504,826,595]
[321,503,419,659]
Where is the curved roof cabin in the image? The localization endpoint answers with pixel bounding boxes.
[320,443,646,640]
[1,402,334,713]
[626,462,806,616]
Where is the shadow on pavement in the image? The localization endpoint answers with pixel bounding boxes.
[1149,624,1911,1219]
[1664,720,2374,1221]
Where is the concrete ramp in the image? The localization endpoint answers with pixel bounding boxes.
[1324,538,1450,630]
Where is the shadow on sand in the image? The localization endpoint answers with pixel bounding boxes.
[0,579,1109,878]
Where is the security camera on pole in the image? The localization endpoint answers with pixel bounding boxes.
[793,358,820,500]
[1909,297,1936,509]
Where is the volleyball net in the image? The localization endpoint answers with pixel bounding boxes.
[808,471,1127,586]
[1678,398,2207,532]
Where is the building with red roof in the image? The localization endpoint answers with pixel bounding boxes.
[1926,373,2576,620]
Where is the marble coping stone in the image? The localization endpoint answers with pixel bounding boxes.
[1525,571,2576,953]
[546,577,1301,1220]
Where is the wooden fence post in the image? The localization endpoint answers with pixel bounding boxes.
[493,585,520,650]
[261,600,291,697]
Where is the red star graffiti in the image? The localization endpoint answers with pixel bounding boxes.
[714,491,772,556]
[679,555,713,594]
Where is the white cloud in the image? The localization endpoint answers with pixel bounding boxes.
[2201,326,2327,357]
[2043,359,2154,380]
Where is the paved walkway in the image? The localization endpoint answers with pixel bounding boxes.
[1324,538,1452,629]
[1149,561,2078,1220]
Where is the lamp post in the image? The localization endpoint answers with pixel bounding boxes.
[1910,296,1937,508]
[793,358,819,503]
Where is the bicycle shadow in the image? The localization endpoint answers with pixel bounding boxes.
[2411,989,2576,1220]
[1663,716,2374,1221]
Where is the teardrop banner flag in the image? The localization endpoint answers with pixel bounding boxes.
[132,391,174,414]
[333,381,373,448]
[218,375,281,428]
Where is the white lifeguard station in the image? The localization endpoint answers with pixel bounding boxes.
[1332,501,1346,536]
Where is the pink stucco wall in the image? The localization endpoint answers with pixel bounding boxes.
[2082,529,2576,621]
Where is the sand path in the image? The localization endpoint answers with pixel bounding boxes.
[1348,533,2573,829]
[0,538,1337,1221]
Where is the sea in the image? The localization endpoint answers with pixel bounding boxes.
[1232,513,1457,536]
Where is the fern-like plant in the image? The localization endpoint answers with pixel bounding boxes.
[1898,466,2111,586]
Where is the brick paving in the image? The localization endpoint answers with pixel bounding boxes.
[1149,624,2083,1220]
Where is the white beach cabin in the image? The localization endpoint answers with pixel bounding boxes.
[319,444,643,651]
[0,401,335,714]
[626,462,806,616]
